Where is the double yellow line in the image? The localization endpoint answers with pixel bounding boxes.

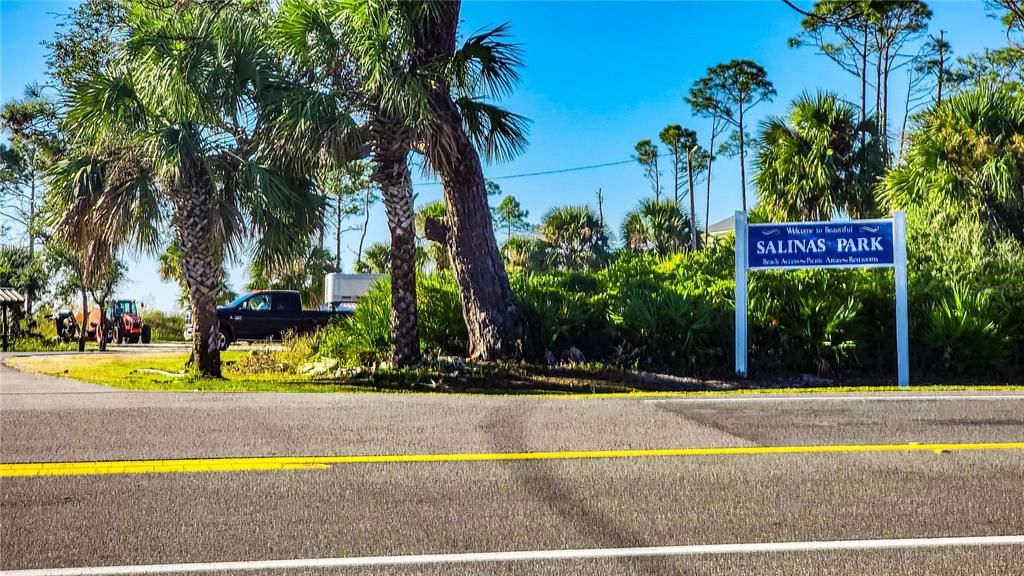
[3,442,1023,478]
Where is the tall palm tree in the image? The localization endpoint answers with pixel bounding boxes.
[755,92,884,221]
[273,0,529,363]
[47,2,322,376]
[538,205,609,271]
[410,2,531,360]
[272,0,422,366]
[620,198,693,257]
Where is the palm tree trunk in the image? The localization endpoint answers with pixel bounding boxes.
[170,169,223,378]
[686,150,697,250]
[370,117,420,367]
[431,120,523,360]
[413,1,523,361]
[335,193,342,270]
[357,185,371,266]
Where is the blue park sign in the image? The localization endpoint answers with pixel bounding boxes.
[747,220,895,270]
[734,211,909,387]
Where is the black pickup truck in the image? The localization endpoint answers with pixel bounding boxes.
[215,290,348,349]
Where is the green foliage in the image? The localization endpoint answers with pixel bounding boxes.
[923,284,1011,376]
[319,273,468,365]
[903,201,1024,376]
[501,236,548,272]
[516,271,615,362]
[620,198,693,257]
[0,245,44,308]
[756,91,884,220]
[355,242,391,273]
[538,205,610,270]
[143,310,185,343]
[750,270,868,375]
[320,280,393,366]
[416,272,468,357]
[880,88,1024,243]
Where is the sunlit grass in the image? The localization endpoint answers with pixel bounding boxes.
[5,352,1022,396]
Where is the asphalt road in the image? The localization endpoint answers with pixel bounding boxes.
[2,354,1023,575]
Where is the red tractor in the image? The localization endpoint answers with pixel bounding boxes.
[106,299,152,344]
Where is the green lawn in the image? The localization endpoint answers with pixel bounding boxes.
[4,351,1024,396]
[3,352,374,393]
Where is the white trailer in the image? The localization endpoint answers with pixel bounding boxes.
[324,273,385,311]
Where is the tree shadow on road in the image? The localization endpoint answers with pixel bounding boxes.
[482,404,697,576]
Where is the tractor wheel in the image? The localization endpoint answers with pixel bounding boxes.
[141,325,152,344]
[112,326,123,344]
[129,334,140,344]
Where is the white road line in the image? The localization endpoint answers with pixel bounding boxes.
[4,535,1023,575]
[643,394,1024,404]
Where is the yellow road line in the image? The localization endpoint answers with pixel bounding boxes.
[3,442,1023,478]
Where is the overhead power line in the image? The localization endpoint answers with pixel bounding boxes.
[413,153,671,187]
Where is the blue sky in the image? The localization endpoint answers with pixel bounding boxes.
[0,0,1007,311]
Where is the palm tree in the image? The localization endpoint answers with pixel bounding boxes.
[501,236,548,272]
[881,88,1024,244]
[406,2,530,361]
[538,205,609,271]
[755,92,884,221]
[47,3,322,376]
[272,0,423,366]
[274,0,529,362]
[620,198,693,257]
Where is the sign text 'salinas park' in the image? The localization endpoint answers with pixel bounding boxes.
[734,211,909,387]
[748,221,895,270]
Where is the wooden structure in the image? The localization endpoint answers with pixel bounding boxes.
[0,287,24,352]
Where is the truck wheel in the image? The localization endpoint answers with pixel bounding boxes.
[140,325,152,344]
[218,329,231,351]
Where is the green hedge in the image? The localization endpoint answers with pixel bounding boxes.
[313,209,1021,379]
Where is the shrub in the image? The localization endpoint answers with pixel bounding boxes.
[320,279,392,366]
[144,310,185,342]
[416,272,468,357]
[602,255,730,374]
[749,270,869,376]
[923,283,1011,376]
[516,271,615,362]
[318,274,469,366]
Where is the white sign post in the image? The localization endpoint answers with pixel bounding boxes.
[734,210,910,387]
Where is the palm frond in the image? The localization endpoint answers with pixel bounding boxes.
[456,96,530,164]
[66,72,152,143]
[448,23,523,99]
